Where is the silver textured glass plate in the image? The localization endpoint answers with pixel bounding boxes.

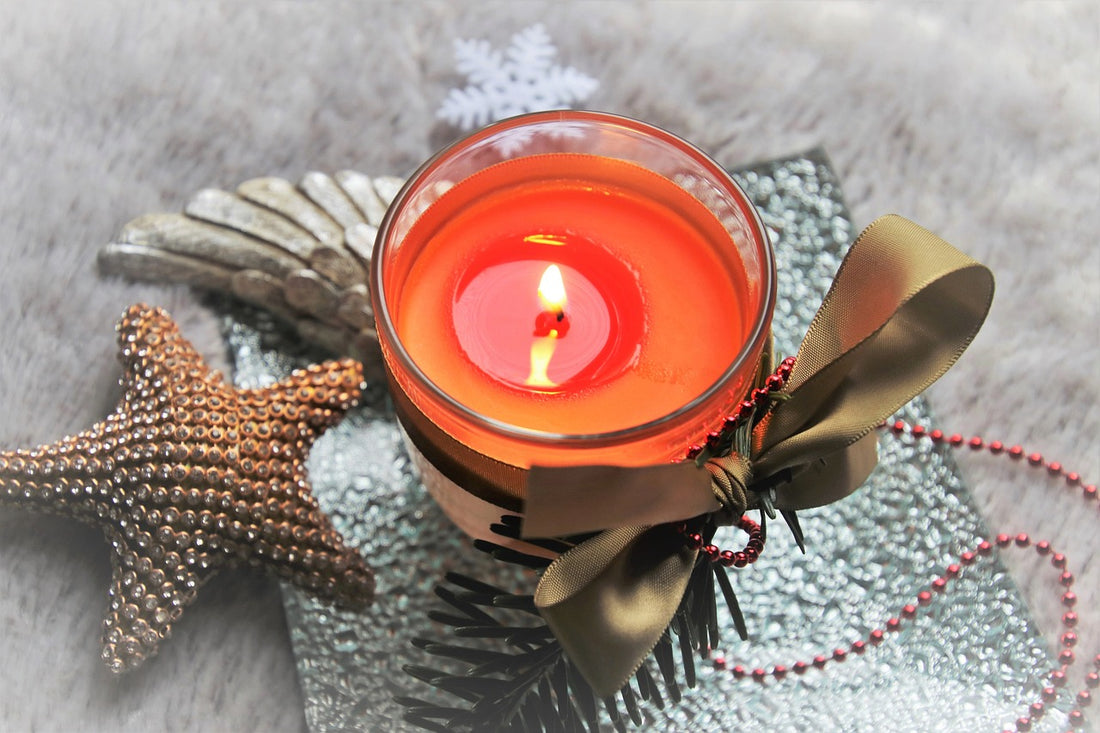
[220,150,1062,731]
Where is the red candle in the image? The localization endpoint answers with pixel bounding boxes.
[373,112,773,522]
[396,152,749,437]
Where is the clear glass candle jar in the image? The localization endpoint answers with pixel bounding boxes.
[371,111,774,533]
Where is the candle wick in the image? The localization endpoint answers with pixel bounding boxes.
[556,310,565,322]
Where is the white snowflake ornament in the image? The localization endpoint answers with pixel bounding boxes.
[438,24,599,130]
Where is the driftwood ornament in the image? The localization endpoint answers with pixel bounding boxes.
[0,304,374,672]
[98,170,404,377]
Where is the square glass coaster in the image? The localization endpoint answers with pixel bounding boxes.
[220,150,1059,732]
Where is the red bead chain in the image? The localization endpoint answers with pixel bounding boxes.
[677,357,795,564]
[887,420,1096,503]
[684,356,795,461]
[679,515,764,568]
[705,419,1096,732]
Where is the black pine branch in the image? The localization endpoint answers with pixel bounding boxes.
[399,513,774,730]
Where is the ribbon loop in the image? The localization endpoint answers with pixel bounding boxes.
[752,216,995,480]
[522,215,993,696]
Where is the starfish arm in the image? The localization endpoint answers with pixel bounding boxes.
[116,304,221,398]
[240,358,373,605]
[240,495,375,608]
[268,359,364,435]
[311,535,375,608]
[0,423,116,521]
[101,529,204,673]
[1,447,61,511]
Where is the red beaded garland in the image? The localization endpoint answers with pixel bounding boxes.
[679,514,764,567]
[701,417,1095,731]
[711,530,1092,728]
[683,356,795,461]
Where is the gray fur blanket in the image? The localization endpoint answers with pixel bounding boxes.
[1,2,1096,730]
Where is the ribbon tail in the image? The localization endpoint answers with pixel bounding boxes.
[772,432,879,510]
[534,524,697,697]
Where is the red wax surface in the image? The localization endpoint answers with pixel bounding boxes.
[452,234,645,390]
[393,153,751,445]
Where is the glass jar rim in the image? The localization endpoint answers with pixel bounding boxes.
[371,110,776,448]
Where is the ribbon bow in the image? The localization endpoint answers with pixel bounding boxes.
[521,215,994,696]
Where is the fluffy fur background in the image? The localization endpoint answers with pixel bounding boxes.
[1,2,1096,730]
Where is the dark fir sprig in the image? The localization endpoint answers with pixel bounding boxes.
[398,514,756,732]
[398,359,808,730]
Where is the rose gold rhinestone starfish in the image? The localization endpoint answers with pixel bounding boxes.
[0,304,374,672]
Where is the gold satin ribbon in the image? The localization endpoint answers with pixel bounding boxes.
[522,215,995,696]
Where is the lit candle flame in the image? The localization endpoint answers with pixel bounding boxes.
[537,264,567,317]
[527,265,567,388]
